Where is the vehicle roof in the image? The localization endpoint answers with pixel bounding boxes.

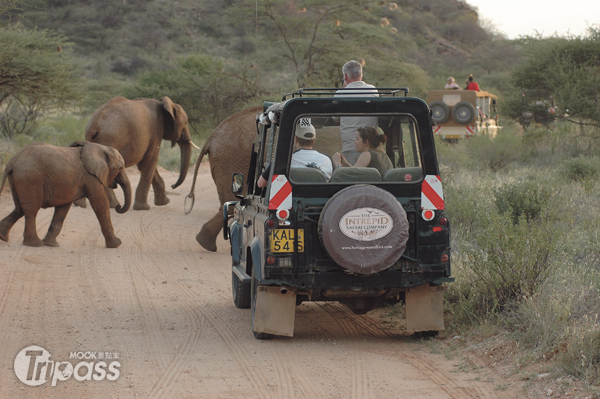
[426,89,498,100]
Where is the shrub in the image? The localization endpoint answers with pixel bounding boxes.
[560,155,600,183]
[494,179,552,224]
[457,128,523,172]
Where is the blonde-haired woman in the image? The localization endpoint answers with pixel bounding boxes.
[444,76,460,90]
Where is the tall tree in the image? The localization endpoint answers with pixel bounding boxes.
[233,0,426,89]
[511,28,600,129]
[0,24,83,137]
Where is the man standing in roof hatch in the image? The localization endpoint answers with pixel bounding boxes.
[334,60,379,165]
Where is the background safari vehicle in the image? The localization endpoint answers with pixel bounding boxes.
[224,88,453,339]
[427,90,500,140]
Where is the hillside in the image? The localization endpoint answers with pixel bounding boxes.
[13,0,518,96]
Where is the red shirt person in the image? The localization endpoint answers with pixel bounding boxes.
[466,74,480,91]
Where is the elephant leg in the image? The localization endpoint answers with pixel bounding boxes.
[104,187,121,209]
[0,208,24,242]
[152,169,170,206]
[196,207,223,252]
[43,203,71,247]
[133,163,154,211]
[22,211,44,247]
[88,194,122,248]
[72,198,87,208]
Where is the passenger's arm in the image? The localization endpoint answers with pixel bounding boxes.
[353,152,371,168]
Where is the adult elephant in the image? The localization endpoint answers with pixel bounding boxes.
[187,106,261,252]
[0,141,131,248]
[85,96,196,210]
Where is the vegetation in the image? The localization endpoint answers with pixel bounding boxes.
[1,0,600,392]
[441,125,600,389]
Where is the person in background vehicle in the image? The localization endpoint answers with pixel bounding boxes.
[257,119,333,187]
[444,76,461,90]
[334,60,379,165]
[466,74,480,91]
[332,126,393,177]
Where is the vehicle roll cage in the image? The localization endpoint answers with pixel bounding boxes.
[282,87,409,101]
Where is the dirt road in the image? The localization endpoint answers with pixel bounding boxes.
[0,162,521,398]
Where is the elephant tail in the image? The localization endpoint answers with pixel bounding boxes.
[184,141,210,214]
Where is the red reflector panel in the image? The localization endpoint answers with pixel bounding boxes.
[433,226,442,232]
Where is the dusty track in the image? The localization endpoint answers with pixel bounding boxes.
[0,162,521,398]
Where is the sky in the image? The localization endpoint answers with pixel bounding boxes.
[466,0,599,39]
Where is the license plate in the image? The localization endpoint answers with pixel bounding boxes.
[445,134,462,139]
[270,229,304,252]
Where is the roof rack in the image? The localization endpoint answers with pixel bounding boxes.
[281,87,409,101]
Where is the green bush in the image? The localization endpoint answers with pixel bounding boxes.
[560,155,600,183]
[494,179,552,224]
[31,116,88,146]
[463,128,523,172]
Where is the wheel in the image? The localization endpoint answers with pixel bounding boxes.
[451,101,476,124]
[429,101,450,124]
[232,268,251,309]
[251,268,274,340]
[318,185,409,275]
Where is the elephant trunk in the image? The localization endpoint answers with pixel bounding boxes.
[115,169,132,214]
[171,141,193,189]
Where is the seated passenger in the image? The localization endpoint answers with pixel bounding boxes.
[332,126,393,177]
[258,120,333,187]
[444,76,461,90]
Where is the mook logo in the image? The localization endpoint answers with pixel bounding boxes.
[14,345,121,387]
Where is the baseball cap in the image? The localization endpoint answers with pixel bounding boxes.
[295,118,316,139]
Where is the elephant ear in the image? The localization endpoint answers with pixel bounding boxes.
[161,96,187,147]
[81,143,124,187]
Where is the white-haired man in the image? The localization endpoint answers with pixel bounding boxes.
[334,60,379,165]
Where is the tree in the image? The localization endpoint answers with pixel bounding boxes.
[511,27,600,129]
[0,24,83,138]
[232,0,427,89]
[126,54,267,131]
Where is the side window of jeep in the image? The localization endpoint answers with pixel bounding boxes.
[288,114,423,184]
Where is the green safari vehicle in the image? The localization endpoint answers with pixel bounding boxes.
[224,87,453,339]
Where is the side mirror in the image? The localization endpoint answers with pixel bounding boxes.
[232,173,244,198]
[492,99,497,105]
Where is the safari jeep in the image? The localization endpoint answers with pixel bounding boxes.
[427,89,500,140]
[224,87,453,339]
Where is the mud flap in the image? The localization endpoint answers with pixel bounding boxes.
[405,284,445,333]
[254,286,296,337]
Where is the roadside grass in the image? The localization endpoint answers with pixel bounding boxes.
[440,123,600,389]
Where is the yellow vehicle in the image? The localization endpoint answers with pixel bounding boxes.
[426,90,500,140]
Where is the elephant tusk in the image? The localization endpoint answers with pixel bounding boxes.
[190,141,201,150]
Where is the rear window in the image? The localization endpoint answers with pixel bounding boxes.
[288,114,422,184]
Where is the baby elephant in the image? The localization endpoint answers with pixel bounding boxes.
[0,141,132,248]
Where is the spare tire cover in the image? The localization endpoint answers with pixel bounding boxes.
[452,101,476,124]
[318,185,409,275]
[429,100,450,124]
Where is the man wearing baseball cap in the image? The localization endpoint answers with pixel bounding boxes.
[258,119,333,187]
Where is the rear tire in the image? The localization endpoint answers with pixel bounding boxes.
[452,101,476,124]
[232,269,251,309]
[429,101,450,124]
[251,268,274,340]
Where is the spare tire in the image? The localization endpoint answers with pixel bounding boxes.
[429,101,450,124]
[318,185,409,275]
[452,101,476,124]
